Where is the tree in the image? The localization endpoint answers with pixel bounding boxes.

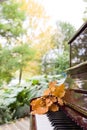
[16,0,55,75]
[53,21,76,50]
[0,0,26,45]
[0,0,36,85]
[41,48,69,75]
[54,22,75,73]
[42,21,76,74]
[0,46,17,86]
[0,44,35,86]
[58,22,76,43]
[12,44,35,83]
[17,0,50,43]
[55,51,69,73]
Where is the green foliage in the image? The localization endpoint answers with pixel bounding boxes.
[13,104,30,119]
[12,44,35,83]
[9,87,32,119]
[0,82,34,123]
[52,21,76,50]
[42,21,75,75]
[58,21,76,43]
[0,86,24,124]
[2,0,25,20]
[12,44,35,66]
[0,107,13,124]
[0,0,26,40]
[55,51,69,73]
[42,49,69,75]
[0,85,31,123]
[0,47,16,84]
[0,0,33,85]
[0,44,35,86]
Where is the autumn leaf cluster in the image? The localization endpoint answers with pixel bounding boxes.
[30,81,65,114]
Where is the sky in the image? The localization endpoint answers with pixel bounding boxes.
[37,0,86,29]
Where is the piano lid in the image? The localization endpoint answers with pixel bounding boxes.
[68,22,87,67]
[65,22,87,90]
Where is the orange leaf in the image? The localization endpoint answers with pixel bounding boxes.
[43,88,50,96]
[58,98,64,106]
[31,106,48,115]
[49,104,59,112]
[30,98,45,110]
[30,81,65,115]
[49,81,57,87]
[52,84,65,98]
[49,95,57,103]
[49,81,57,92]
[45,98,53,107]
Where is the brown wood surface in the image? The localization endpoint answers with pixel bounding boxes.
[0,117,30,130]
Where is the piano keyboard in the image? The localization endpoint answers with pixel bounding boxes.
[34,110,83,130]
[47,110,83,130]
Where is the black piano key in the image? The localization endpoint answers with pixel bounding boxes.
[47,110,83,130]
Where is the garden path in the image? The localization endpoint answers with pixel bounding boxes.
[0,117,30,130]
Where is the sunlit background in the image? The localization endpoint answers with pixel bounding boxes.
[36,0,86,29]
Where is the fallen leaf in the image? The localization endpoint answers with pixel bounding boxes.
[49,104,59,112]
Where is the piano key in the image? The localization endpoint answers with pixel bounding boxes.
[35,114,54,130]
[47,110,83,130]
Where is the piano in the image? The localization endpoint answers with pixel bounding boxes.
[30,22,87,130]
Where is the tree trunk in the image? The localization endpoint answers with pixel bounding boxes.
[19,68,22,84]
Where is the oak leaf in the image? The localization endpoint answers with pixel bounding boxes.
[30,81,66,115]
[51,84,65,98]
[31,106,48,115]
[43,88,50,96]
[49,81,57,92]
[49,104,59,112]
[58,97,64,106]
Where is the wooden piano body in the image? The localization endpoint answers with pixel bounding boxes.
[30,22,87,130]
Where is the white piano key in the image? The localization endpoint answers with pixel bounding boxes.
[35,114,54,130]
